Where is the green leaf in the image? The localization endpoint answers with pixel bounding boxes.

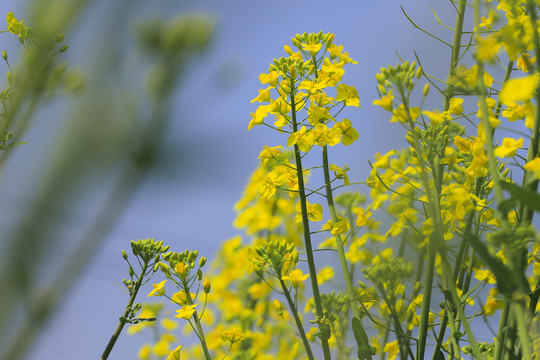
[468,234,519,298]
[499,181,540,214]
[352,317,374,360]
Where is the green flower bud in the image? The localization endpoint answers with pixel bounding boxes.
[423,83,430,97]
[122,250,128,260]
[129,266,135,277]
[59,45,69,53]
[2,50,6,61]
[199,257,207,268]
[197,269,203,281]
[55,33,65,43]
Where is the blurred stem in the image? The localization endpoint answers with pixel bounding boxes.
[279,278,315,360]
[101,260,150,360]
[289,81,332,360]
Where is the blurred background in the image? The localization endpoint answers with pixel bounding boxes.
[0,0,454,359]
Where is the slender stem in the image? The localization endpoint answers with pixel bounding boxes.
[289,80,332,359]
[279,279,315,360]
[101,261,149,360]
[184,284,212,359]
[321,145,372,359]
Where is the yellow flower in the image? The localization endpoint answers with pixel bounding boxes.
[373,90,394,111]
[335,118,359,145]
[483,288,504,316]
[494,137,523,158]
[175,262,186,277]
[259,70,280,87]
[524,157,540,179]
[161,318,178,331]
[475,35,501,63]
[287,126,314,152]
[316,266,334,284]
[175,304,198,320]
[384,340,399,360]
[148,280,167,297]
[336,83,360,107]
[454,135,473,154]
[500,75,539,104]
[422,109,451,125]
[329,164,350,185]
[301,43,322,55]
[354,207,372,227]
[138,344,151,359]
[257,145,283,165]
[322,218,350,235]
[154,339,170,356]
[251,87,272,103]
[295,200,323,222]
[449,97,464,115]
[221,328,246,343]
[6,12,28,39]
[517,53,536,73]
[166,345,182,360]
[282,268,309,288]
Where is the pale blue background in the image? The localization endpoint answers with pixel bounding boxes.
[0,1,458,359]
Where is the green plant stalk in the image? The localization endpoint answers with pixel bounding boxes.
[473,1,534,357]
[279,279,315,360]
[415,239,436,360]
[400,91,443,360]
[183,283,212,360]
[519,0,540,319]
[441,252,484,359]
[513,301,533,360]
[101,261,150,360]
[289,85,332,360]
[444,0,467,110]
[321,145,372,359]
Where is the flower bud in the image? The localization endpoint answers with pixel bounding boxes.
[2,50,6,61]
[325,33,335,48]
[59,45,69,53]
[129,266,135,277]
[199,257,207,268]
[203,279,211,293]
[416,66,423,79]
[423,83,430,97]
[122,250,128,260]
[55,33,65,43]
[197,268,203,281]
[176,262,186,277]
[283,45,293,55]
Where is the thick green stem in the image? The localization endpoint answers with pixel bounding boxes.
[101,261,149,360]
[290,86,332,359]
[279,279,315,360]
[415,240,436,360]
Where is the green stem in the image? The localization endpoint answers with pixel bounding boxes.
[321,145,372,359]
[279,279,315,360]
[415,239,435,360]
[101,261,149,360]
[513,301,532,360]
[184,285,212,360]
[290,85,332,360]
[444,0,467,110]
